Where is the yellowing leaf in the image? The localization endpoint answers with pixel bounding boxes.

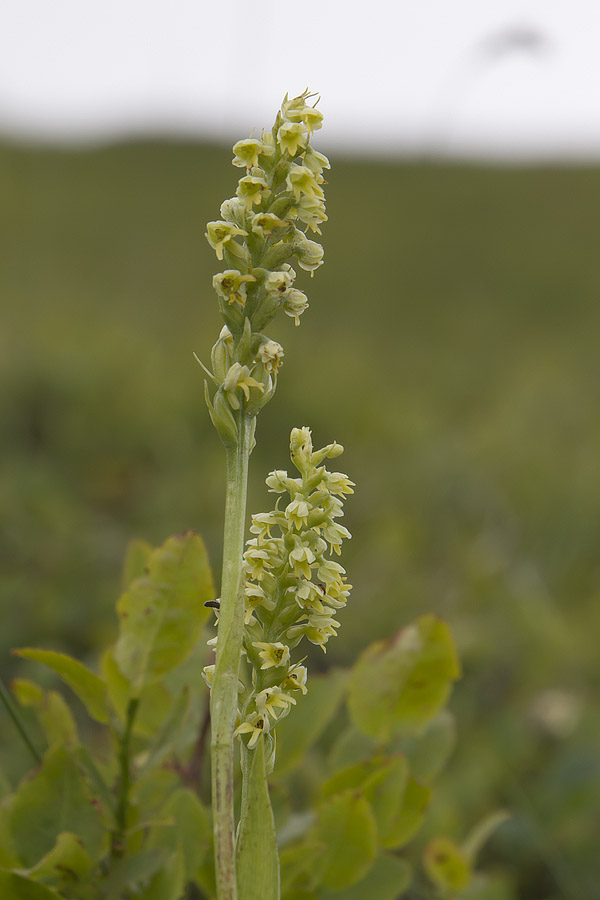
[9,747,105,868]
[348,615,460,741]
[27,832,90,883]
[114,532,214,694]
[12,650,108,725]
[424,836,472,891]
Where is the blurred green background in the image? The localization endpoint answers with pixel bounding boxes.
[1,140,599,899]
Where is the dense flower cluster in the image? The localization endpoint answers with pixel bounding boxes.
[204,427,353,760]
[201,90,329,445]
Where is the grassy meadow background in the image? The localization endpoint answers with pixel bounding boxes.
[1,138,599,899]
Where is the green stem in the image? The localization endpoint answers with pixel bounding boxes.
[211,411,253,900]
[0,677,42,764]
[111,697,139,859]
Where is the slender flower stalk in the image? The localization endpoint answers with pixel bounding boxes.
[201,90,331,900]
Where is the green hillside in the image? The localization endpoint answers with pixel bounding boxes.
[2,139,599,898]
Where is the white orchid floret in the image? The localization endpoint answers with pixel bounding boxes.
[295,580,326,613]
[282,288,309,325]
[323,522,352,555]
[281,664,308,695]
[289,541,316,579]
[232,137,274,170]
[236,173,271,210]
[287,615,339,652]
[290,104,324,135]
[323,471,356,495]
[253,641,290,670]
[249,511,280,540]
[303,146,330,175]
[213,269,256,307]
[255,687,296,720]
[317,559,346,585]
[235,711,271,749]
[258,339,285,374]
[205,220,248,261]
[323,494,345,518]
[285,497,310,528]
[244,583,269,624]
[251,212,290,238]
[278,120,307,156]
[244,545,273,580]
[222,362,264,410]
[294,236,324,273]
[286,164,325,202]
[292,194,328,234]
[265,267,295,296]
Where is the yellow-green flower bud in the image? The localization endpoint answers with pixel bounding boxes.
[283,288,309,325]
[265,266,295,296]
[210,326,233,383]
[294,237,324,273]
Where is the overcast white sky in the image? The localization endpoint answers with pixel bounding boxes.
[1,0,600,157]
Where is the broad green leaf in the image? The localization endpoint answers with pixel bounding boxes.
[274,669,348,775]
[327,725,377,771]
[9,747,105,868]
[11,680,78,749]
[101,648,172,736]
[308,791,377,891]
[141,848,185,900]
[12,649,108,725]
[139,687,191,775]
[348,615,460,741]
[113,533,214,694]
[363,756,409,843]
[122,538,154,589]
[424,836,472,891]
[27,832,90,883]
[380,776,431,850]
[0,872,66,900]
[279,841,324,894]
[100,849,167,898]
[321,755,409,848]
[399,710,456,783]
[237,738,279,900]
[321,853,411,900]
[147,789,211,881]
